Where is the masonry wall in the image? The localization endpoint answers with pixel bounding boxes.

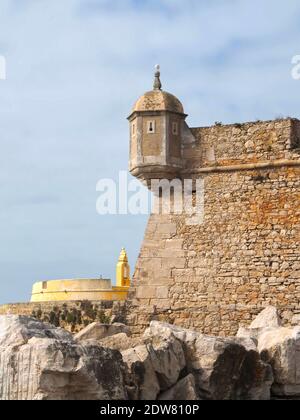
[0,301,127,333]
[127,118,300,336]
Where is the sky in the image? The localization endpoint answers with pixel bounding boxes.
[0,0,300,303]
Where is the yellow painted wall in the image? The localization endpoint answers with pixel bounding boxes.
[31,279,129,302]
[116,248,131,288]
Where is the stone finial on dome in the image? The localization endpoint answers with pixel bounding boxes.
[153,64,162,91]
[118,247,128,263]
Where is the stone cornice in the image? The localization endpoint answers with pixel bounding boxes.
[182,159,300,175]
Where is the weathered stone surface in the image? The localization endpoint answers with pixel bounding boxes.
[143,321,200,347]
[121,345,160,400]
[74,322,130,343]
[144,322,272,400]
[258,327,300,397]
[158,374,198,400]
[9,315,300,400]
[185,334,272,400]
[146,333,186,391]
[237,307,283,345]
[0,316,127,400]
[249,306,281,329]
[121,325,186,399]
[98,333,142,351]
[0,315,72,347]
[127,118,300,337]
[237,309,300,397]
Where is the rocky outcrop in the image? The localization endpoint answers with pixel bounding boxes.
[3,309,300,400]
[122,345,160,400]
[146,333,186,391]
[74,322,130,343]
[0,315,127,400]
[144,322,272,400]
[0,314,72,347]
[158,374,198,400]
[97,333,141,351]
[249,306,281,329]
[258,327,300,397]
[120,326,186,400]
[237,307,300,398]
[237,307,283,344]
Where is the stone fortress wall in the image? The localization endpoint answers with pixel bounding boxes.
[127,118,300,336]
[0,300,127,333]
[1,69,299,339]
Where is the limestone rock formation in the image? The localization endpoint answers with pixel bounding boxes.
[121,345,160,400]
[97,333,141,352]
[146,334,186,391]
[122,328,186,399]
[5,311,300,400]
[0,314,73,347]
[158,374,198,400]
[74,322,130,343]
[0,315,127,400]
[249,306,281,329]
[237,307,300,398]
[237,307,282,344]
[144,321,273,400]
[258,327,300,397]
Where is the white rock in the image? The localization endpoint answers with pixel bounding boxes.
[258,327,300,397]
[74,322,130,342]
[146,334,186,391]
[121,345,160,400]
[145,321,273,400]
[250,306,281,329]
[237,326,278,344]
[0,315,72,347]
[144,321,199,344]
[0,315,127,400]
[98,333,141,351]
[158,374,198,400]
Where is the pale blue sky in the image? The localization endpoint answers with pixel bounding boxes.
[0,0,300,303]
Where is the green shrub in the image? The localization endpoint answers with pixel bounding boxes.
[97,310,110,324]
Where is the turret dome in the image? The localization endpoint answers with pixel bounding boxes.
[130,65,185,116]
[132,90,184,115]
[128,65,188,184]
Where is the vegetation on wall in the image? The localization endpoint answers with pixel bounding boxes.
[31,300,111,332]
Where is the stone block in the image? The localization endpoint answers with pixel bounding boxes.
[136,286,157,299]
[156,286,169,299]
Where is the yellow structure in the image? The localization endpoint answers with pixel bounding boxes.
[30,249,130,302]
[116,248,130,287]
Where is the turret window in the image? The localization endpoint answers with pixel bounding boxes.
[172,122,179,135]
[147,120,156,134]
[132,123,136,135]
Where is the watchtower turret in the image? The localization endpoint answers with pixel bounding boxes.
[128,66,187,184]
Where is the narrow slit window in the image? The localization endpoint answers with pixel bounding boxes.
[132,123,135,135]
[147,120,155,134]
[172,122,179,135]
